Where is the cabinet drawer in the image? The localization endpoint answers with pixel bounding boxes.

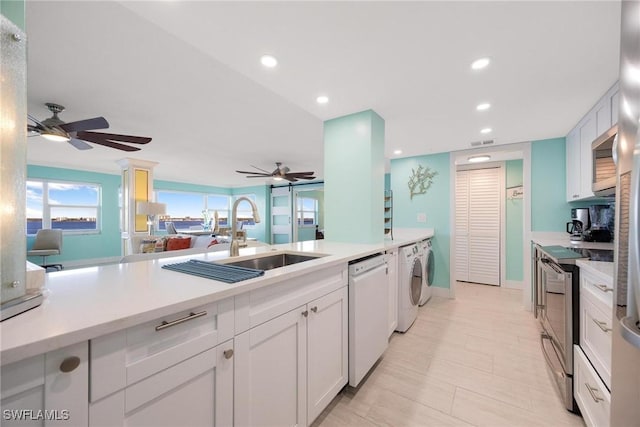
[234,264,347,334]
[581,270,613,308]
[580,294,612,388]
[574,345,611,427]
[90,298,233,401]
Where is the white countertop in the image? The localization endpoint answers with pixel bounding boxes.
[576,260,615,285]
[0,229,433,365]
[531,231,615,250]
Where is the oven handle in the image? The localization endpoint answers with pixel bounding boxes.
[539,258,566,276]
[540,332,565,379]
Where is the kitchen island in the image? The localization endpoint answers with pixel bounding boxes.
[0,229,433,427]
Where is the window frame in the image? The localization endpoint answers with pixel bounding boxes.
[154,190,231,230]
[26,179,102,236]
[297,196,318,227]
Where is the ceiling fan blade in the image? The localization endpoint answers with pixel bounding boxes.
[250,165,272,174]
[58,117,109,132]
[68,138,93,150]
[284,172,315,177]
[76,131,151,144]
[288,176,315,180]
[283,176,298,182]
[77,132,140,151]
[235,170,271,176]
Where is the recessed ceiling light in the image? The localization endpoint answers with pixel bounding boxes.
[316,95,329,104]
[260,54,278,68]
[480,127,492,134]
[471,57,491,70]
[393,149,403,155]
[468,155,491,163]
[476,103,491,111]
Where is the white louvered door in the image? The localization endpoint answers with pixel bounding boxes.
[455,170,470,282]
[455,167,501,286]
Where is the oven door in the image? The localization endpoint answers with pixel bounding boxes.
[538,257,574,374]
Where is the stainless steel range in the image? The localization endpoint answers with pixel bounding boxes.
[533,245,614,413]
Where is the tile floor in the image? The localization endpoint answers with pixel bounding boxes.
[313,282,585,427]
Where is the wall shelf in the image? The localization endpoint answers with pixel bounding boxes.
[384,190,393,239]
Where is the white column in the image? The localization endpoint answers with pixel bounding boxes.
[117,158,158,255]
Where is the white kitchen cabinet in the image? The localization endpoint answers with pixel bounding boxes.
[234,286,348,427]
[579,267,613,389]
[579,116,597,199]
[566,127,581,201]
[88,298,234,427]
[574,345,611,427]
[565,81,619,201]
[1,341,88,426]
[386,250,399,337]
[89,341,233,427]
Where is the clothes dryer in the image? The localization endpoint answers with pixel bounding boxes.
[419,239,434,306]
[396,243,423,332]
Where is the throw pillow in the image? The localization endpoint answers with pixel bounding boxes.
[140,239,156,254]
[166,237,192,251]
[207,239,219,248]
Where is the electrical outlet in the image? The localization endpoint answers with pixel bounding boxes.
[417,213,427,223]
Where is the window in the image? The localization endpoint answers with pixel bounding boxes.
[155,191,230,230]
[232,194,257,226]
[26,180,101,235]
[297,197,318,226]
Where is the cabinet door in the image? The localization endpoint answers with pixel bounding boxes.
[307,286,348,424]
[566,128,581,201]
[595,97,612,137]
[387,251,399,337]
[234,307,307,427]
[1,342,88,426]
[89,341,233,427]
[579,116,596,198]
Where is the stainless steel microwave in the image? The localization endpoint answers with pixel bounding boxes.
[592,124,617,197]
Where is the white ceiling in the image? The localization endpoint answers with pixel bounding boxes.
[25,1,621,187]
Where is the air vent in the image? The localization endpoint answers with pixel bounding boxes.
[482,140,494,145]
[470,141,482,147]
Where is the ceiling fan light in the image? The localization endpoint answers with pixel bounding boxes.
[41,132,70,142]
[273,177,284,181]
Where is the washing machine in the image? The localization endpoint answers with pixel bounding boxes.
[419,239,435,306]
[396,243,423,332]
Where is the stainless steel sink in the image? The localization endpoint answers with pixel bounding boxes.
[225,253,324,271]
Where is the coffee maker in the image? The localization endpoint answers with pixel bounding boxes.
[566,208,590,241]
[582,204,614,242]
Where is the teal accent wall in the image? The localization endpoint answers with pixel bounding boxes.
[231,185,270,242]
[26,165,122,264]
[391,152,450,289]
[1,0,25,30]
[531,137,570,231]
[324,110,385,244]
[505,160,523,282]
[384,173,391,191]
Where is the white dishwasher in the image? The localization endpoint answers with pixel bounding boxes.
[348,253,389,387]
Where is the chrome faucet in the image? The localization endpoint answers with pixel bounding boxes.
[229,197,261,257]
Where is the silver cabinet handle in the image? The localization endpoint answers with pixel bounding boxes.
[310,306,318,313]
[155,310,207,331]
[301,310,308,317]
[60,356,81,373]
[592,318,612,333]
[585,383,604,403]
[594,283,613,293]
[223,349,234,359]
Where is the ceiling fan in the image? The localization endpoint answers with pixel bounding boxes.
[236,162,316,182]
[27,103,152,152]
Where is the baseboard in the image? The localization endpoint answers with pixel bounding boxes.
[61,256,122,269]
[503,280,523,290]
[431,286,453,298]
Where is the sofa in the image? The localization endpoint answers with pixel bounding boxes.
[120,234,265,263]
